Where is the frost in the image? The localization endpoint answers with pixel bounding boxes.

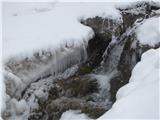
[136,17,160,47]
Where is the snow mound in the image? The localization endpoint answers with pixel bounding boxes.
[98,48,160,119]
[136,17,160,47]
[60,110,90,120]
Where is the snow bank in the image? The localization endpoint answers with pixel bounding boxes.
[2,2,121,61]
[98,48,160,119]
[60,110,90,120]
[136,17,160,47]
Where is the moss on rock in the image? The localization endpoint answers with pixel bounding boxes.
[78,65,93,75]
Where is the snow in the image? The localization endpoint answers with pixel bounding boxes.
[60,110,90,120]
[98,48,160,119]
[8,99,27,117]
[136,17,160,47]
[2,2,121,61]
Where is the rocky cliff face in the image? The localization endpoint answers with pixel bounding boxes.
[2,2,160,120]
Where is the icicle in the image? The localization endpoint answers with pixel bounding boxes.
[108,18,110,30]
[101,18,106,33]
[47,43,88,78]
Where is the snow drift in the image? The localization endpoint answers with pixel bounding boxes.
[136,17,160,47]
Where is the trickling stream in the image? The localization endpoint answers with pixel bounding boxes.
[2,2,160,120]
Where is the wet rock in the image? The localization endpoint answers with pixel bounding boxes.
[81,103,107,119]
[81,16,120,68]
[46,97,108,120]
[55,75,99,98]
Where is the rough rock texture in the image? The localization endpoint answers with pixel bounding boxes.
[26,70,110,120]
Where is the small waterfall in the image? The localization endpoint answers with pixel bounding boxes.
[102,19,144,73]
[100,18,105,33]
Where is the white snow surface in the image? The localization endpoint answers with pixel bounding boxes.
[98,48,160,119]
[60,110,90,120]
[136,17,160,47]
[2,2,121,61]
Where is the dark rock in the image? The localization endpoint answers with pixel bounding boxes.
[46,97,108,120]
[81,16,117,68]
[57,76,98,97]
[81,104,107,119]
